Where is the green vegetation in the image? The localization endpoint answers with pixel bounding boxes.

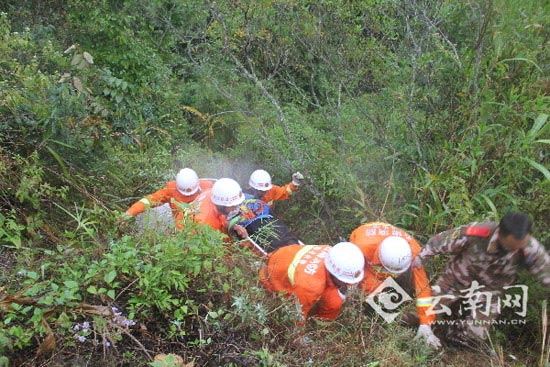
[0,0,549,366]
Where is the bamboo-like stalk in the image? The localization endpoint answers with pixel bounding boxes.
[540,300,549,367]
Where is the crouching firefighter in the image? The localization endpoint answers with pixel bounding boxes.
[349,222,441,349]
[259,242,365,324]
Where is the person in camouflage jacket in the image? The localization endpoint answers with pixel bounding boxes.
[418,211,550,349]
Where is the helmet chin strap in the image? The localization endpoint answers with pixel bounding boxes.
[327,274,350,299]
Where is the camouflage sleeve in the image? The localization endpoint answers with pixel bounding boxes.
[419,224,471,259]
[523,237,550,286]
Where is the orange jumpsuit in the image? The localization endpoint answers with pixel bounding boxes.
[349,222,435,325]
[189,189,229,235]
[259,181,299,208]
[260,244,346,322]
[126,180,214,229]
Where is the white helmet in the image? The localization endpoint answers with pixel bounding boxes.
[249,169,272,191]
[211,178,245,207]
[176,168,200,196]
[378,236,412,274]
[325,242,365,284]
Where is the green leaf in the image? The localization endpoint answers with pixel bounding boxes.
[528,113,548,139]
[522,158,550,180]
[107,289,116,299]
[477,194,497,214]
[49,139,76,149]
[64,280,79,288]
[104,270,117,284]
[0,356,10,367]
[45,145,69,178]
[498,57,543,73]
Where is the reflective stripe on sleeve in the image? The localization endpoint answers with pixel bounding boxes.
[139,198,152,209]
[288,246,315,286]
[416,297,432,307]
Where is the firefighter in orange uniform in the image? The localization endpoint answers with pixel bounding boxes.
[190,178,247,238]
[349,222,441,348]
[259,242,364,323]
[244,169,304,208]
[124,168,214,229]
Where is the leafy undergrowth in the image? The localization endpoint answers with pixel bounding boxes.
[1,223,546,367]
